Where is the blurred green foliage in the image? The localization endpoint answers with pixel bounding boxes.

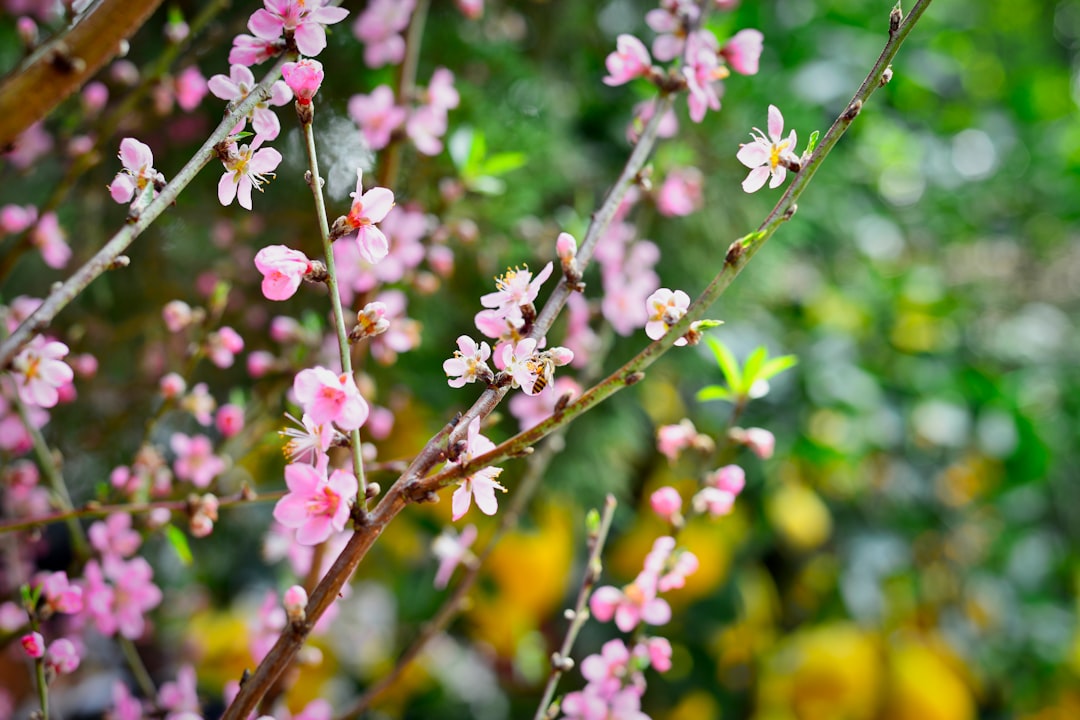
[3,0,1080,718]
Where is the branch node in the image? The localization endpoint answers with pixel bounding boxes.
[725,240,744,265]
[783,203,798,220]
[107,255,130,270]
[890,4,904,35]
[842,99,863,121]
[624,371,645,386]
[47,42,86,74]
[880,66,894,86]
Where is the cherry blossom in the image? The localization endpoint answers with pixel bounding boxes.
[590,572,671,632]
[10,335,73,408]
[683,37,728,123]
[480,262,553,323]
[721,28,764,75]
[450,417,506,520]
[333,169,395,264]
[432,523,477,588]
[272,456,358,545]
[30,212,71,269]
[281,58,324,105]
[645,288,691,344]
[109,138,164,204]
[208,64,292,140]
[88,513,142,560]
[444,335,493,388]
[218,136,283,210]
[254,245,312,301]
[348,85,406,151]
[229,34,282,66]
[656,166,704,217]
[206,326,244,368]
[706,464,746,495]
[500,338,540,391]
[170,433,226,488]
[692,486,736,517]
[20,632,44,658]
[46,638,80,675]
[81,556,163,639]
[293,366,369,430]
[649,486,683,521]
[737,104,798,192]
[248,0,349,58]
[353,0,414,67]
[603,34,652,86]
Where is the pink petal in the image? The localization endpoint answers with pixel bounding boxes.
[273,494,309,526]
[741,166,770,193]
[360,187,395,223]
[293,22,327,57]
[451,483,471,520]
[356,226,389,265]
[207,75,241,101]
[109,175,135,204]
[767,105,784,140]
[296,516,332,545]
[471,480,498,516]
[218,172,238,206]
[249,147,283,173]
[237,178,253,210]
[736,143,769,168]
[248,9,283,40]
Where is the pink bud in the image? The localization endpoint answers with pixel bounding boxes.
[246,350,276,378]
[706,464,745,495]
[162,300,193,333]
[692,487,735,517]
[650,486,682,520]
[82,82,109,114]
[160,372,187,399]
[16,17,37,47]
[743,427,775,459]
[556,232,577,261]
[547,346,574,367]
[283,585,308,622]
[215,404,244,438]
[46,638,80,674]
[218,326,244,354]
[281,59,324,105]
[21,632,45,659]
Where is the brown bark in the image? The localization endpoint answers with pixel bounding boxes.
[0,0,165,150]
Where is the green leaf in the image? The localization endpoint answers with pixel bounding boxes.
[479,152,527,177]
[706,336,741,391]
[467,176,507,195]
[805,130,820,155]
[164,524,193,566]
[757,354,799,382]
[696,385,733,402]
[741,346,769,393]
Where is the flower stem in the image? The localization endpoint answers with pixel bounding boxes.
[298,116,368,512]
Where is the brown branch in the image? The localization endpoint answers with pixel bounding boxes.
[0,0,166,149]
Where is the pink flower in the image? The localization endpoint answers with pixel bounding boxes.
[405,104,447,155]
[46,638,80,674]
[508,376,580,431]
[353,0,414,67]
[425,68,460,115]
[706,464,745,495]
[603,34,652,86]
[738,426,775,459]
[229,33,282,66]
[684,40,728,123]
[82,557,163,639]
[580,639,638,697]
[160,372,186,398]
[432,523,477,588]
[480,262,553,323]
[737,104,798,192]
[0,204,37,234]
[11,335,73,408]
[590,574,671,632]
[280,413,339,464]
[272,457,358,545]
[692,486,736,517]
[208,64,291,140]
[215,404,245,438]
[500,337,539,391]
[348,85,407,151]
[109,138,163,204]
[21,631,44,658]
[30,212,71,269]
[293,366,369,431]
[340,169,395,264]
[455,0,483,19]
[206,326,244,368]
[281,58,324,104]
[171,433,226,488]
[656,418,702,461]
[158,664,199,717]
[174,66,208,111]
[656,166,704,217]
[162,299,193,332]
[254,244,312,300]
[218,136,283,210]
[248,0,349,58]
[450,417,506,520]
[721,28,763,75]
[645,288,691,344]
[650,486,683,520]
[443,335,493,388]
[88,513,142,560]
[636,636,673,673]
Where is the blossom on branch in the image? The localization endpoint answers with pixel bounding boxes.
[254,245,312,301]
[272,457,358,545]
[281,58,324,104]
[11,335,73,408]
[450,417,506,520]
[443,335,493,388]
[248,0,349,58]
[603,34,653,86]
[331,169,395,264]
[109,138,164,205]
[293,367,369,431]
[737,104,798,193]
[645,288,691,345]
[218,136,283,210]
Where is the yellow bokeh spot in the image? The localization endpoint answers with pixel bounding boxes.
[664,689,722,720]
[882,638,975,720]
[765,482,833,552]
[755,622,882,720]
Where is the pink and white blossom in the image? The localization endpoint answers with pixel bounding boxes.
[649,486,683,520]
[254,245,312,301]
[432,523,477,588]
[348,86,407,151]
[30,212,71,269]
[645,288,691,345]
[45,638,80,675]
[272,456,358,545]
[218,136,283,210]
[590,573,671,632]
[737,104,798,193]
[293,366,369,431]
[721,28,764,75]
[109,138,163,204]
[11,335,73,408]
[603,34,652,87]
[338,169,395,264]
[450,417,506,520]
[170,433,226,488]
[480,262,553,323]
[353,0,414,68]
[248,0,349,58]
[229,34,282,66]
[281,58,324,104]
[208,64,292,140]
[443,335,493,388]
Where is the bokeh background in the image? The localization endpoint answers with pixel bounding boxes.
[2,0,1080,718]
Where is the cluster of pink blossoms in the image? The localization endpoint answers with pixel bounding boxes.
[349,67,459,155]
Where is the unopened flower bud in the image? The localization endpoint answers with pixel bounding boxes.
[21,632,45,659]
[731,426,775,459]
[283,585,308,623]
[160,372,186,399]
[650,486,683,521]
[556,231,580,281]
[162,300,193,333]
[16,16,37,47]
[46,638,80,675]
[706,464,745,495]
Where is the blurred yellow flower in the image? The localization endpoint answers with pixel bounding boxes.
[882,637,974,720]
[765,482,832,551]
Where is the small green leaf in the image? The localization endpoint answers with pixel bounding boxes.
[694,319,724,331]
[164,524,193,566]
[585,508,601,533]
[696,385,733,402]
[805,130,820,155]
[741,346,769,393]
[706,336,741,391]
[479,152,527,177]
[757,354,799,382]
